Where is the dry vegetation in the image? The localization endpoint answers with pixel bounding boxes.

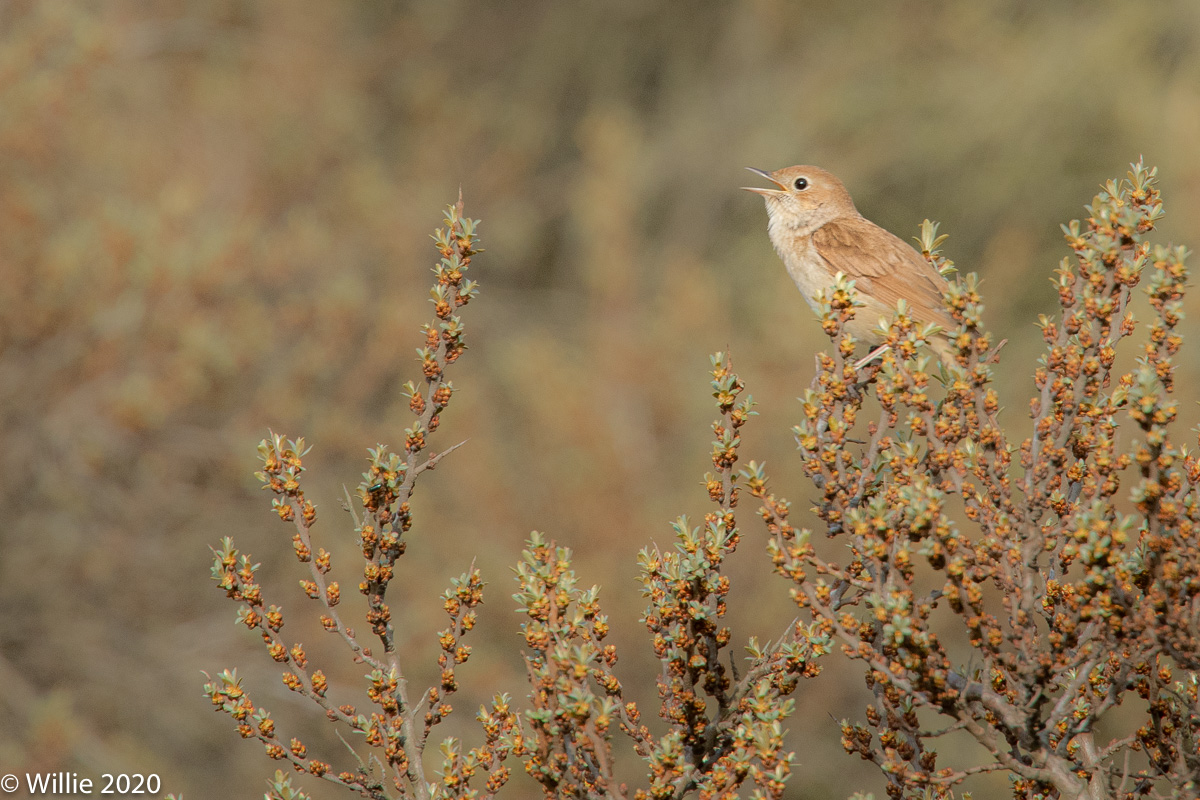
[3,3,1200,799]
[206,163,1197,800]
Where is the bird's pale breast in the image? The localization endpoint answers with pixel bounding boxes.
[772,235,833,315]
[772,229,903,343]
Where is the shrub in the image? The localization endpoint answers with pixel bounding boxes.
[203,163,1198,800]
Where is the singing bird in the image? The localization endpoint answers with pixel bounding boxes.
[743,165,956,364]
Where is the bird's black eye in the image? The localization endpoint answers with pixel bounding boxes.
[793,177,809,191]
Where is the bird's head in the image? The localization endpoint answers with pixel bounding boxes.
[742,165,858,235]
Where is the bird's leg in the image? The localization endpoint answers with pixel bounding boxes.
[853,343,891,370]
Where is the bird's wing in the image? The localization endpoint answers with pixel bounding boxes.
[811,216,956,330]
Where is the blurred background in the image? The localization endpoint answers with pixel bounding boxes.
[2,1,1199,797]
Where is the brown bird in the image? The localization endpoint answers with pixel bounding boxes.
[743,165,956,364]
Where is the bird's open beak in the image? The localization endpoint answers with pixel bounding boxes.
[741,166,787,196]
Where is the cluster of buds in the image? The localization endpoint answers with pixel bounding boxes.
[510,532,649,796]
[425,568,485,735]
[201,667,355,794]
[642,355,750,741]
[502,355,834,800]
[501,354,834,800]
[357,197,479,655]
[435,693,525,800]
[630,355,825,798]
[208,201,516,800]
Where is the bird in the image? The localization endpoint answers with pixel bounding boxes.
[743,165,957,365]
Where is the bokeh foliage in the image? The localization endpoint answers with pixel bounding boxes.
[2,2,1199,798]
